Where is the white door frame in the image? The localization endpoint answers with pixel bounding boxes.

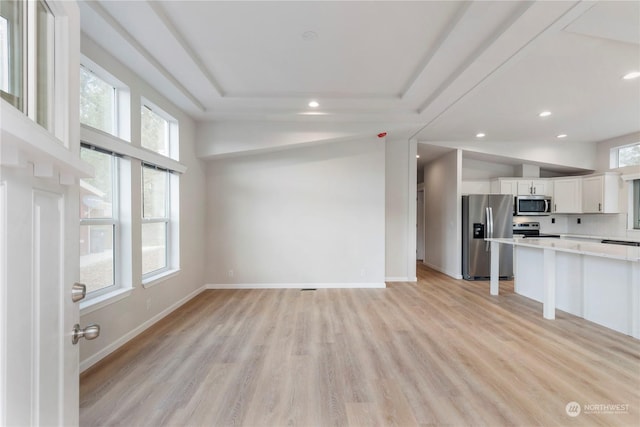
[0,1,86,424]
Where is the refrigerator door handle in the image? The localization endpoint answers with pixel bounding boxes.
[485,207,493,251]
[489,207,494,237]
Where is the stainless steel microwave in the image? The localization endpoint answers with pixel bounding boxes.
[514,195,551,216]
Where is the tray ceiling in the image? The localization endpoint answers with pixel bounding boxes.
[78,0,640,150]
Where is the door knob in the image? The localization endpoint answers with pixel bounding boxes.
[71,283,86,302]
[72,323,100,345]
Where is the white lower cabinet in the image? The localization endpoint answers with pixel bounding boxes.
[513,245,638,337]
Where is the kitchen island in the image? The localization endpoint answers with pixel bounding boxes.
[487,237,640,338]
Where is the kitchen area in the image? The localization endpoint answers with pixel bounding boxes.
[457,166,640,339]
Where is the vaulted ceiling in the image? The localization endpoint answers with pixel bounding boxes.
[79,1,640,156]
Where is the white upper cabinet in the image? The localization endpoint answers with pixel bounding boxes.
[553,178,582,213]
[490,173,619,214]
[491,178,552,196]
[517,179,550,196]
[493,179,518,196]
[582,173,620,214]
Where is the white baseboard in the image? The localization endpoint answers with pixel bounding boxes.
[422,261,463,280]
[79,285,206,373]
[385,276,417,282]
[206,282,386,289]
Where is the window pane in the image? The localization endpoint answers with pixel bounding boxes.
[80,224,115,293]
[619,144,640,167]
[0,0,23,110]
[143,167,167,218]
[80,65,115,134]
[141,105,169,156]
[142,222,167,275]
[36,0,53,129]
[80,148,114,219]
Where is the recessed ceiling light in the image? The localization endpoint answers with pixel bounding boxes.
[308,100,319,108]
[623,71,640,80]
[557,134,567,139]
[476,133,486,138]
[539,111,552,118]
[416,154,420,159]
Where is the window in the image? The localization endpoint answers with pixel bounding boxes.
[78,61,181,304]
[80,65,116,135]
[618,143,640,168]
[80,146,119,296]
[612,142,640,168]
[141,101,178,159]
[142,165,170,277]
[35,0,54,129]
[1,0,54,121]
[0,0,23,110]
[0,0,54,130]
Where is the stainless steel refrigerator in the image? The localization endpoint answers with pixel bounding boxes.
[462,194,513,280]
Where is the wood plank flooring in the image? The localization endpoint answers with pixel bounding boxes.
[80,264,640,426]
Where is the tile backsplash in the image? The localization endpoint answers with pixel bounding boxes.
[565,214,628,237]
[515,213,639,240]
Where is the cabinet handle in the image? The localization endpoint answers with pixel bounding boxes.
[554,203,557,212]
[598,202,601,212]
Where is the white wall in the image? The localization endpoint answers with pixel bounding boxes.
[78,36,206,370]
[462,157,515,180]
[423,149,462,278]
[385,138,417,281]
[204,136,385,287]
[425,139,598,171]
[595,131,640,172]
[196,121,420,158]
[461,157,516,194]
[589,132,640,240]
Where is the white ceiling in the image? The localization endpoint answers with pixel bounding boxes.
[78,0,640,161]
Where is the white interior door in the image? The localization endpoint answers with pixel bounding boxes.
[1,164,81,426]
[1,0,84,423]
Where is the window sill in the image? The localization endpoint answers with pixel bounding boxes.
[80,286,133,316]
[142,268,181,289]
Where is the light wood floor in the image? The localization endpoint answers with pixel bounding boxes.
[80,264,640,426]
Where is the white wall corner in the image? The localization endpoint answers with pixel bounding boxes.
[423,260,463,280]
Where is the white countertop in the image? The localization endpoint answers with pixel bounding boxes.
[487,237,640,262]
[559,233,640,243]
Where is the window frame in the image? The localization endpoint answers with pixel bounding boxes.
[79,56,131,141]
[611,142,640,169]
[141,163,172,280]
[79,64,117,136]
[79,144,121,298]
[0,1,24,111]
[0,0,56,132]
[140,98,179,160]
